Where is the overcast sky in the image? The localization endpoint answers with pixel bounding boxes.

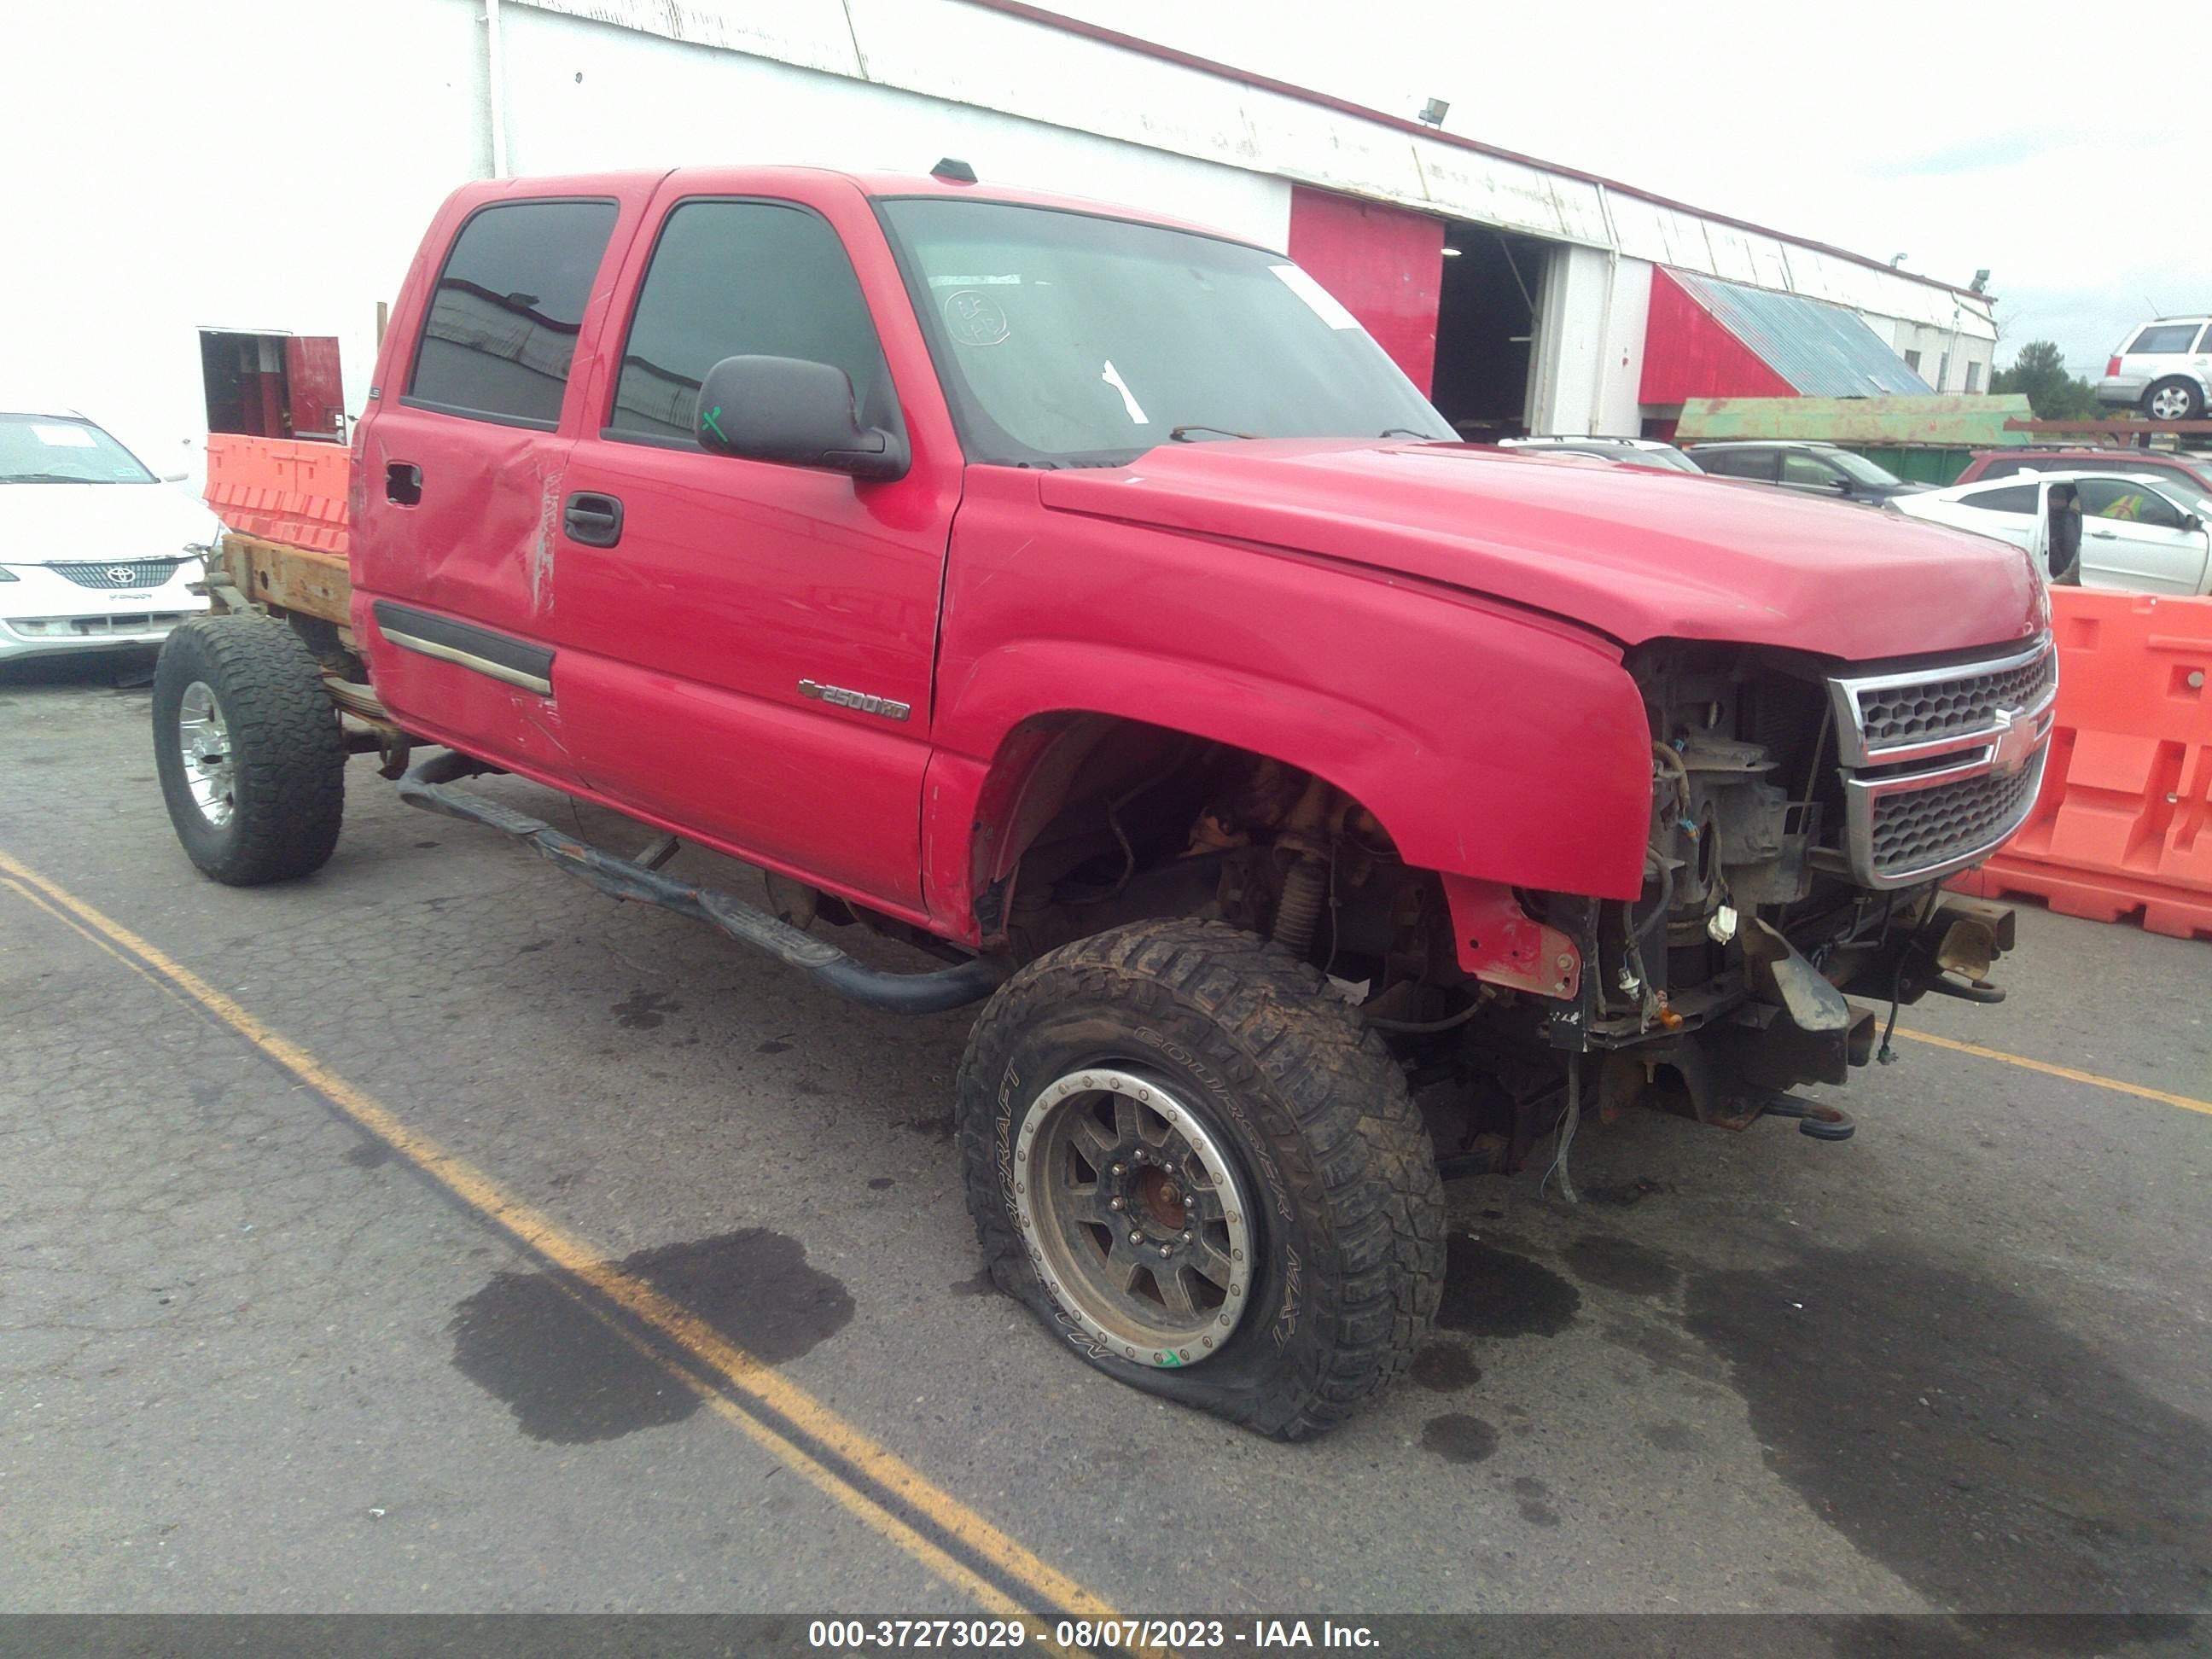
[1047,0,2203,375]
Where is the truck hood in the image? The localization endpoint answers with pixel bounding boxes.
[0,481,223,566]
[1034,440,2043,661]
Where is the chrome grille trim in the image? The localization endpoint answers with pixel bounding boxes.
[1827,634,2056,767]
[48,558,191,591]
[1828,633,2057,888]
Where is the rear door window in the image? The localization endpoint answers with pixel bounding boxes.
[608,200,895,444]
[407,199,620,428]
[1697,448,1778,480]
[2128,323,2202,355]
[1780,452,1841,486]
[1959,484,2038,515]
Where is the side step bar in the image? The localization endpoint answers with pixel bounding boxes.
[397,767,1007,1016]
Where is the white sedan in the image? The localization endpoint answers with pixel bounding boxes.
[1889,467,2212,595]
[1,406,219,665]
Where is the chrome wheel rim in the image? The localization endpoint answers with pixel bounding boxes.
[177,680,236,828]
[2148,385,2192,420]
[1013,1067,1254,1368]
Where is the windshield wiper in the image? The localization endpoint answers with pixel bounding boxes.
[1167,424,1260,442]
[3,472,99,484]
[1379,427,1438,439]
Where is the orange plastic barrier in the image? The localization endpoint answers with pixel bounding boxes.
[1953,587,2212,940]
[203,434,351,555]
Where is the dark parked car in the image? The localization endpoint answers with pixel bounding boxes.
[1953,447,2212,496]
[1686,441,1929,504]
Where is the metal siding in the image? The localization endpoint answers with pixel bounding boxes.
[1639,269,1797,405]
[1668,269,1934,398]
[1285,186,1444,394]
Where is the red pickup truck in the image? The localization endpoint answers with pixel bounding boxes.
[153,164,2051,1438]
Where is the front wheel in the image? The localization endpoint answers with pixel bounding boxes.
[153,614,345,885]
[956,919,1446,1440]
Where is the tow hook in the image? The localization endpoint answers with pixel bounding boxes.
[1755,1093,1856,1142]
[1921,973,2006,1004]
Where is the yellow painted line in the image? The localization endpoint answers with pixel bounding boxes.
[1890,1026,2212,1118]
[0,849,1126,1637]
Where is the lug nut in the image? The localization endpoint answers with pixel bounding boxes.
[1109,1164,1124,1177]
[1131,1150,1146,1164]
[1180,1231,1192,1243]
[1157,1244,1173,1258]
[1129,1231,1144,1246]
[1109,1196,1125,1211]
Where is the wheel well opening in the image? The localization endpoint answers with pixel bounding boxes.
[979,715,1447,990]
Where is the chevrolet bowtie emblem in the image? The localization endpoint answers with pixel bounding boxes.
[1988,705,2039,772]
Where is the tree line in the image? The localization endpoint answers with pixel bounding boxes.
[1992,340,2100,419]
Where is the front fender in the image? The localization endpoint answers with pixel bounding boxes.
[922,473,1656,937]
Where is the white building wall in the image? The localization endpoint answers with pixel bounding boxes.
[496,8,1291,248]
[3,0,1989,474]
[3,0,484,480]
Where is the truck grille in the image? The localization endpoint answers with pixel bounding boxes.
[1866,754,2046,880]
[49,558,189,590]
[1850,648,2058,753]
[1829,635,2057,888]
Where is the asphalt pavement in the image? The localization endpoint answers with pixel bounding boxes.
[3,651,2208,1650]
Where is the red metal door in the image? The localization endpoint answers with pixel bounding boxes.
[546,172,965,916]
[283,336,346,440]
[1285,186,1445,393]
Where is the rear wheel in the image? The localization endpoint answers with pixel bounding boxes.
[2143,378,2204,421]
[153,614,345,885]
[956,918,1446,1439]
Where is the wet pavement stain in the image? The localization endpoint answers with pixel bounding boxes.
[1511,1475,1560,1527]
[1685,1242,2212,1635]
[904,1111,957,1143]
[866,1177,895,1190]
[343,1142,393,1170]
[755,1039,793,1056]
[449,1229,853,1444]
[1419,1413,1499,1464]
[1639,1419,1699,1453]
[1435,1235,1581,1338]
[1563,1233,1680,1297]
[1409,1342,1482,1392]
[949,1267,998,1299]
[613,990,681,1030]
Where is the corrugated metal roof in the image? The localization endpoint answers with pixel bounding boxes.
[1667,269,1935,397]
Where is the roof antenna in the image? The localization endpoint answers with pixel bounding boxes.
[932,157,978,184]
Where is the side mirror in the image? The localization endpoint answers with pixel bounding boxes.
[1831,476,1853,496]
[160,471,189,484]
[2186,514,2204,533]
[694,355,907,481]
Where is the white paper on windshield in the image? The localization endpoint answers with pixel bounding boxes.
[1099,360,1150,425]
[31,424,96,447]
[1269,265,1361,330]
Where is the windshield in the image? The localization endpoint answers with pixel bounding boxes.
[877,198,1452,466]
[0,414,156,484]
[1826,450,1902,486]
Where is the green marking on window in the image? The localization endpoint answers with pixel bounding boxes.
[702,405,728,442]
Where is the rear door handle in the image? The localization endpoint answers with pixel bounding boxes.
[2088,529,2118,539]
[563,492,624,548]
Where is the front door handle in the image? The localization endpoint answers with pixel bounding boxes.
[563,492,624,548]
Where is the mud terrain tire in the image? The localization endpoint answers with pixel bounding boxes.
[957,917,1445,1439]
[153,614,345,885]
